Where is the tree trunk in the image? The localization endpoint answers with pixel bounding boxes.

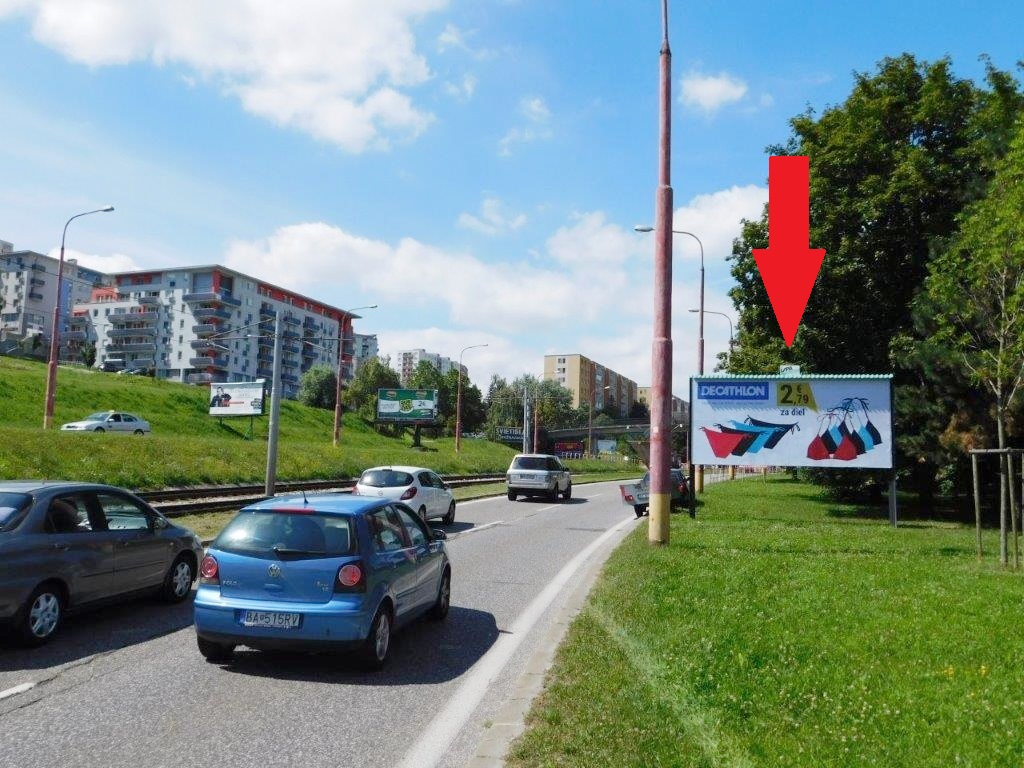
[997,400,1008,566]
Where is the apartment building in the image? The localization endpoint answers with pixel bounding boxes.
[72,265,365,399]
[1,250,107,346]
[353,333,378,372]
[395,348,465,385]
[637,387,688,424]
[543,353,639,418]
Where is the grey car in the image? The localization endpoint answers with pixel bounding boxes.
[506,454,572,501]
[0,481,205,646]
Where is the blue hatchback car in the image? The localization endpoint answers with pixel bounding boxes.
[193,494,451,669]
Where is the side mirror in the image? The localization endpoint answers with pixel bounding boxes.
[430,528,447,541]
[153,516,169,530]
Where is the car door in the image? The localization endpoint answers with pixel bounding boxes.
[430,472,452,512]
[416,471,438,518]
[366,506,419,623]
[95,492,172,593]
[41,493,115,605]
[121,414,142,433]
[393,504,442,612]
[104,413,125,433]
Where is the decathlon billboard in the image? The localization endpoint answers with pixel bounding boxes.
[690,375,893,469]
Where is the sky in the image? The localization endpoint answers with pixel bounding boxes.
[1,0,1021,398]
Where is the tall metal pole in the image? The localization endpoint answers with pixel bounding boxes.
[522,389,529,454]
[265,314,283,497]
[455,343,487,453]
[649,0,673,545]
[333,325,345,446]
[588,399,594,458]
[43,206,114,429]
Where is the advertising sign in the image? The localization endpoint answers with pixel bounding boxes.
[208,380,266,417]
[554,440,585,458]
[377,389,439,422]
[496,426,524,444]
[690,375,893,469]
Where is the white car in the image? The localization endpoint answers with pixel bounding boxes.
[354,466,456,525]
[60,411,151,435]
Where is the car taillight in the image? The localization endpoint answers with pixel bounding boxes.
[624,494,635,503]
[335,562,366,593]
[200,555,219,583]
[400,487,417,501]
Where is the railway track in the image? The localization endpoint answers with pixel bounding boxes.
[139,474,509,517]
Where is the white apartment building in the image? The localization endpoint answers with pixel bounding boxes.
[72,265,365,399]
[1,250,107,346]
[353,333,378,372]
[396,348,465,385]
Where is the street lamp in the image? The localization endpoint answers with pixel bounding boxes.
[334,305,376,446]
[689,308,733,355]
[587,384,612,458]
[455,343,488,453]
[43,206,114,429]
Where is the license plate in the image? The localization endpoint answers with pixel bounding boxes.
[518,473,535,480]
[240,610,301,629]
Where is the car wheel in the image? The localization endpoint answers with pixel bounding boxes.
[634,506,645,518]
[18,583,64,646]
[427,567,451,621]
[548,484,559,502]
[94,427,105,433]
[507,491,517,501]
[562,482,572,501]
[442,500,455,525]
[197,637,235,663]
[161,555,195,602]
[133,429,145,435]
[358,606,392,670]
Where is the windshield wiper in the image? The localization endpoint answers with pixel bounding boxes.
[273,546,326,556]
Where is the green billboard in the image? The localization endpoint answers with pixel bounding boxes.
[376,388,439,422]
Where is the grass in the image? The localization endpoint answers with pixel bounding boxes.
[506,476,1024,767]
[0,357,634,488]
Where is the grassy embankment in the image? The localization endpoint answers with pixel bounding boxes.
[0,357,634,489]
[507,476,1024,768]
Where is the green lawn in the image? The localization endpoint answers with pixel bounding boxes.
[0,357,633,488]
[507,477,1024,768]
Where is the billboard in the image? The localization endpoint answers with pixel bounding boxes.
[690,375,893,469]
[496,426,524,444]
[208,380,266,417]
[377,389,439,422]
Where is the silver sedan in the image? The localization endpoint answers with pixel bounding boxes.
[60,411,151,434]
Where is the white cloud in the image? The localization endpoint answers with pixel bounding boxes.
[50,247,140,275]
[443,73,478,101]
[680,71,748,114]
[457,197,526,235]
[0,0,447,153]
[498,96,552,155]
[671,184,767,262]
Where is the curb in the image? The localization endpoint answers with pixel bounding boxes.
[461,516,639,767]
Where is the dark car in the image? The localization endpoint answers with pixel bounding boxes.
[193,494,451,670]
[625,469,691,517]
[0,481,205,646]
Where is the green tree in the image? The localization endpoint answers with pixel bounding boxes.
[82,341,97,368]
[298,364,336,410]
[344,356,400,424]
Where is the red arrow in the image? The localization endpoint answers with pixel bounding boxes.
[752,155,825,347]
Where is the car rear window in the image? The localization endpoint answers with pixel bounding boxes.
[213,511,356,559]
[0,492,32,532]
[511,457,549,471]
[359,469,414,487]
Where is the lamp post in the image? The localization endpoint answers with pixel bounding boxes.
[333,305,376,446]
[43,206,114,429]
[455,343,488,453]
[587,384,612,458]
[690,308,733,355]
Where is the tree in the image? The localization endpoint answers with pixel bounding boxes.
[344,357,400,424]
[82,341,97,368]
[629,400,650,420]
[297,364,336,410]
[916,118,1024,554]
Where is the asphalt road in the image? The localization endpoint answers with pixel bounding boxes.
[0,479,640,768]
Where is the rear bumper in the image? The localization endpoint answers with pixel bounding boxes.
[193,586,372,649]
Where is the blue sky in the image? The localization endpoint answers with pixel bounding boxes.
[1,0,1020,396]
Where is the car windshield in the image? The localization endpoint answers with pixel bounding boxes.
[84,412,110,421]
[0,492,32,532]
[359,469,414,488]
[213,510,356,560]
[512,457,549,471]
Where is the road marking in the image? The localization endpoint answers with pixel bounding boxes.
[0,682,36,701]
[396,515,636,768]
[447,521,504,540]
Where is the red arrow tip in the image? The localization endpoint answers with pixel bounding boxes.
[752,247,825,346]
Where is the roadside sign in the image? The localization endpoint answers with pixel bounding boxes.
[377,388,439,422]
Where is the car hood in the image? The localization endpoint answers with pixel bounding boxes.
[61,420,103,429]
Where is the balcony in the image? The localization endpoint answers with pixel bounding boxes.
[302,347,317,359]
[190,339,216,350]
[191,307,232,321]
[259,307,277,319]
[138,295,161,306]
[342,341,355,355]
[28,292,43,301]
[190,356,229,369]
[282,329,300,340]
[68,316,88,326]
[186,372,222,384]
[107,327,156,339]
[182,290,241,307]
[192,323,220,336]
[281,343,301,355]
[110,311,158,324]
[303,317,319,330]
[258,321,275,335]
[281,373,299,385]
[108,342,156,353]
[62,331,87,342]
[30,263,45,272]
[29,277,45,287]
[282,314,301,326]
[129,358,156,368]
[257,366,274,378]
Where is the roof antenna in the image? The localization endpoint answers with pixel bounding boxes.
[302,489,309,505]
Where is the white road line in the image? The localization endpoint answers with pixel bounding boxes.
[447,521,504,540]
[0,682,36,701]
[396,516,636,768]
